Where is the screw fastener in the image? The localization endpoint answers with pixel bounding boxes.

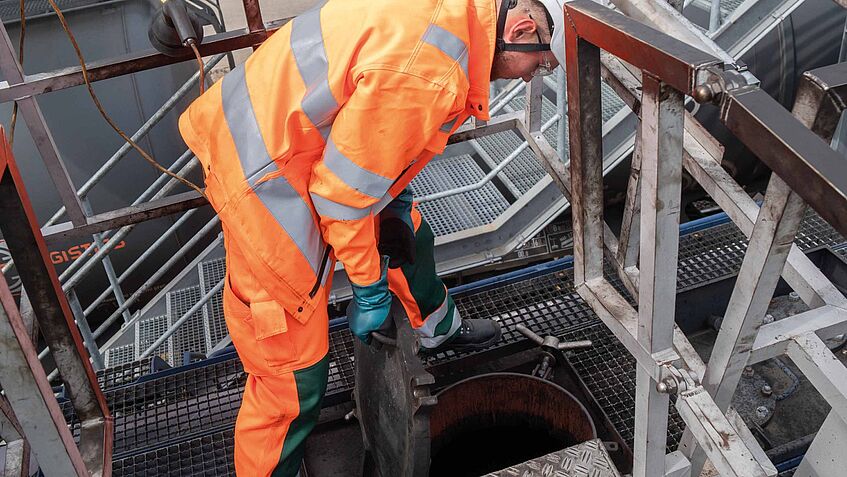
[755,406,769,419]
[763,314,775,324]
[761,385,773,397]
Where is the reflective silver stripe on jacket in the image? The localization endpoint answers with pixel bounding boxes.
[422,24,469,79]
[291,3,338,140]
[310,193,373,221]
[222,65,324,274]
[323,138,393,198]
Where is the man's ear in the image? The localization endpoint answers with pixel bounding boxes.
[503,17,538,42]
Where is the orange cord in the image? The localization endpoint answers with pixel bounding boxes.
[189,41,205,95]
[45,0,206,197]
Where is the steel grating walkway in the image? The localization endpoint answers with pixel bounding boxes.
[414,80,626,237]
[92,211,842,475]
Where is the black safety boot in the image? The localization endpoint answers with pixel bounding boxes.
[444,319,502,351]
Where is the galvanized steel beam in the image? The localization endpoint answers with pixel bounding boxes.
[42,190,208,244]
[721,87,847,238]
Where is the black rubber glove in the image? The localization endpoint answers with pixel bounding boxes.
[377,188,416,268]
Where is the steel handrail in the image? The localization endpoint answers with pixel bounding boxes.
[43,215,221,376]
[417,114,560,202]
[44,54,223,228]
[37,159,203,362]
[59,156,200,287]
[0,55,222,276]
[82,208,200,317]
[91,216,220,340]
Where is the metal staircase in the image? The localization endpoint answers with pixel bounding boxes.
[95,0,847,373]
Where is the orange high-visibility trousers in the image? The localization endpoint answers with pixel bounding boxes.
[223,208,460,477]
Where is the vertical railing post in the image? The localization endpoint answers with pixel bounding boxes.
[67,289,106,370]
[709,0,721,33]
[556,68,568,160]
[564,29,604,287]
[634,73,684,477]
[81,198,133,323]
[525,75,544,133]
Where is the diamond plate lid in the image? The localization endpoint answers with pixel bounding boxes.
[485,439,622,477]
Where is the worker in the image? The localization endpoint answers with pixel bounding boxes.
[178,0,565,474]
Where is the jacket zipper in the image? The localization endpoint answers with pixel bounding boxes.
[309,246,332,298]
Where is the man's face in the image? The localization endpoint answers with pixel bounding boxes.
[490,16,559,82]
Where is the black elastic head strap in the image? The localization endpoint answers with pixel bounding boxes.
[496,0,552,52]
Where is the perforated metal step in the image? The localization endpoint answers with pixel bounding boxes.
[412,154,511,237]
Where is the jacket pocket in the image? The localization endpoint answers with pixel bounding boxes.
[249,299,298,368]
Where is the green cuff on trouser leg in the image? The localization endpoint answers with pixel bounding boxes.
[271,355,329,477]
[396,219,462,349]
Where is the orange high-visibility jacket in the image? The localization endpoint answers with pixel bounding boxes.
[179,0,496,322]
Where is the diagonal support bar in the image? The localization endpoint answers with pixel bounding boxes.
[0,22,86,226]
[675,388,771,477]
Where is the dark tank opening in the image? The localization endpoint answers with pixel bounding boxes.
[429,373,596,477]
[429,412,578,476]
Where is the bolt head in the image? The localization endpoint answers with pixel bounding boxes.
[656,381,669,393]
[755,406,769,418]
[789,291,800,301]
[763,314,774,324]
[693,84,714,103]
[743,366,755,377]
[761,385,773,396]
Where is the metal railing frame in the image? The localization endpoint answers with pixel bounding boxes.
[553,2,847,477]
[0,129,112,477]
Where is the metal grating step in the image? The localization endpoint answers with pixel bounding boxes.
[411,154,511,237]
[135,315,171,364]
[105,343,136,368]
[200,258,227,350]
[64,355,244,459]
[478,82,625,196]
[113,428,235,476]
[169,286,208,364]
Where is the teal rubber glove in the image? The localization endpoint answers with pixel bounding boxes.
[347,256,392,344]
[378,188,416,268]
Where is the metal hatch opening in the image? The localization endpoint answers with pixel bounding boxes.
[429,373,597,476]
